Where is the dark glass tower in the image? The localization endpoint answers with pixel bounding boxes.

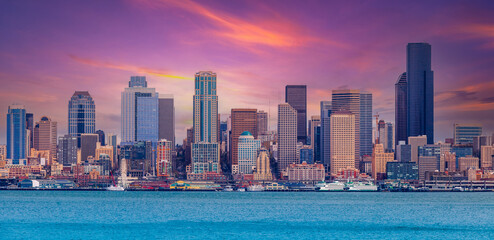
[285,85,307,144]
[395,72,407,145]
[68,91,95,147]
[407,43,434,144]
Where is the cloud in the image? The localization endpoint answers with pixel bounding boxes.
[69,54,192,80]
[458,23,494,49]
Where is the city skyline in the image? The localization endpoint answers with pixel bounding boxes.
[1,0,494,144]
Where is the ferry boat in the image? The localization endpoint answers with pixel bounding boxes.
[236,187,246,192]
[222,185,234,192]
[319,182,345,191]
[247,184,264,192]
[347,182,378,192]
[106,185,125,191]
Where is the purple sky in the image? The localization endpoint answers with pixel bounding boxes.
[1,0,494,144]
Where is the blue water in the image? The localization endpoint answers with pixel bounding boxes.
[1,191,493,239]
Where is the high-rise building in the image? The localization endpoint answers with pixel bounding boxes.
[95,144,114,169]
[192,71,220,174]
[26,113,34,150]
[407,43,434,144]
[473,136,492,157]
[159,95,175,146]
[395,72,407,146]
[440,151,456,172]
[253,148,272,180]
[480,146,493,169]
[299,145,314,164]
[378,121,394,152]
[453,123,482,145]
[396,141,411,162]
[193,71,218,143]
[57,134,78,166]
[285,85,307,144]
[257,110,268,136]
[95,130,105,146]
[332,90,372,163]
[80,133,98,163]
[121,76,159,144]
[309,115,320,151]
[33,116,57,165]
[68,91,95,147]
[458,156,479,171]
[230,109,257,169]
[237,131,261,174]
[418,156,437,181]
[277,103,298,174]
[7,104,27,163]
[157,139,173,177]
[408,135,428,163]
[320,101,332,167]
[107,134,118,162]
[372,144,394,180]
[330,111,356,174]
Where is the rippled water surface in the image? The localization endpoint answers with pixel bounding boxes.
[1,191,493,239]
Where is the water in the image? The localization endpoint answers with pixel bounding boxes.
[1,191,493,239]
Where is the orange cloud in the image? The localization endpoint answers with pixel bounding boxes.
[69,55,192,80]
[137,0,345,49]
[459,23,494,48]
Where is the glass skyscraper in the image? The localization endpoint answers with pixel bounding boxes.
[237,131,261,174]
[7,104,26,164]
[407,43,434,144]
[320,101,332,168]
[285,85,307,144]
[68,91,95,147]
[453,123,482,145]
[395,72,407,145]
[360,91,373,156]
[121,76,159,144]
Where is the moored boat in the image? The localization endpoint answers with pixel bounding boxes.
[247,184,264,192]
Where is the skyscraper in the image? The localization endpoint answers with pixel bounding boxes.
[409,135,428,163]
[277,103,298,174]
[453,123,482,145]
[121,76,159,144]
[80,133,98,163]
[95,130,105,146]
[159,95,175,147]
[285,85,307,144]
[407,43,434,144]
[157,139,173,177]
[320,101,332,167]
[230,108,257,171]
[68,91,95,147]
[57,134,77,166]
[33,116,57,165]
[107,134,118,162]
[192,71,220,174]
[309,115,321,162]
[372,144,394,180]
[193,71,218,143]
[237,131,261,174]
[395,72,407,145]
[7,104,26,163]
[378,121,394,152]
[330,111,356,173]
[26,113,34,150]
[332,90,372,162]
[257,110,268,136]
[254,148,272,180]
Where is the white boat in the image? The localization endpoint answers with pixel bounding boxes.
[222,185,234,192]
[236,187,246,192]
[106,185,125,191]
[247,184,264,192]
[319,182,345,191]
[347,182,378,192]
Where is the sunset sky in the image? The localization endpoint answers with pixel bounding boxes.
[1,0,494,144]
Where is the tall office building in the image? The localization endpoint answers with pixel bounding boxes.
[409,135,428,163]
[80,133,98,163]
[121,76,159,144]
[26,113,34,149]
[257,110,268,135]
[330,111,356,173]
[378,121,394,152]
[193,71,218,143]
[254,148,273,180]
[473,136,492,157]
[453,123,482,145]
[285,85,307,144]
[107,134,118,162]
[192,71,220,174]
[33,116,57,165]
[57,134,78,166]
[159,95,175,146]
[277,103,298,174]
[395,72,407,145]
[480,146,493,169]
[68,91,95,147]
[7,104,27,163]
[95,144,114,168]
[95,130,105,146]
[309,116,321,162]
[320,101,332,167]
[157,139,173,177]
[230,109,257,169]
[237,131,261,174]
[407,43,434,144]
[372,144,394,180]
[332,90,372,161]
